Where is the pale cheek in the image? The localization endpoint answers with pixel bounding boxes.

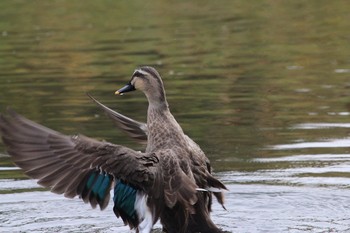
[134,81,145,91]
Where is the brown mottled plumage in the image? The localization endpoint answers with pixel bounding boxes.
[0,66,227,233]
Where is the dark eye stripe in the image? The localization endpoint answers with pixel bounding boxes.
[132,71,146,78]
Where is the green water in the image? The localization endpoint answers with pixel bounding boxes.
[1,1,350,232]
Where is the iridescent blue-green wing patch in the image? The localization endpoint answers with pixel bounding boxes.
[81,171,113,209]
[113,180,139,228]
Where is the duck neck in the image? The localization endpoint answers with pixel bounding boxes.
[144,85,168,110]
[147,99,171,125]
[145,83,171,120]
[146,100,184,151]
[146,96,169,111]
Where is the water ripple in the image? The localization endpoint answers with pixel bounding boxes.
[2,184,350,233]
[269,138,350,150]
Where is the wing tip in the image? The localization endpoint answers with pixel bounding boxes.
[86,92,94,100]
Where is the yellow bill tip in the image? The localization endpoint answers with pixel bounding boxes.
[115,91,124,96]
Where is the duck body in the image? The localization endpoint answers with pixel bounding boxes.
[146,99,218,233]
[117,67,226,233]
[0,66,226,233]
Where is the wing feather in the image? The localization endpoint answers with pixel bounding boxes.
[0,109,157,210]
[87,93,148,144]
[0,109,204,216]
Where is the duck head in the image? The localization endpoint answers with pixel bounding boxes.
[115,66,168,107]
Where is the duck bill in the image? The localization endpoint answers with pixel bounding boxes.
[115,83,135,95]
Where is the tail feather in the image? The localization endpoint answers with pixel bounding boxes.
[207,174,227,190]
[205,174,228,210]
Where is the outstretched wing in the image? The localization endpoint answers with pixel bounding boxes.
[0,109,157,210]
[87,93,148,144]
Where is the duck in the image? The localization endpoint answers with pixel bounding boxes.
[0,66,227,233]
